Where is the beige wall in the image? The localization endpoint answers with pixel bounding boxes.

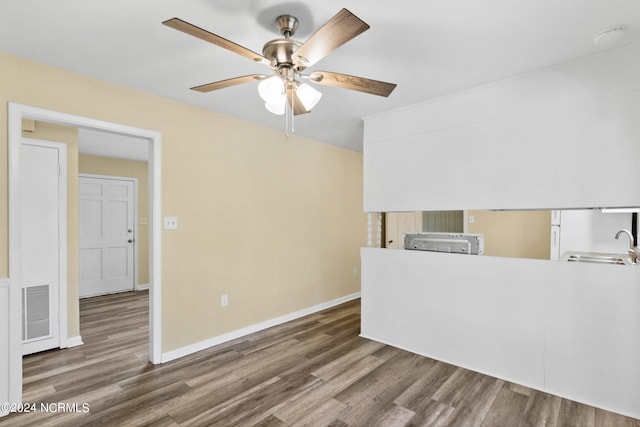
[467,210,551,260]
[19,127,151,339]
[78,154,149,285]
[1,52,367,353]
[22,122,80,338]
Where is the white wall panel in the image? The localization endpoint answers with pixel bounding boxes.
[364,44,640,145]
[361,249,546,389]
[363,43,640,212]
[365,91,640,211]
[545,264,640,418]
[361,248,640,419]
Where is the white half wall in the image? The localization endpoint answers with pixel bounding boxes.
[363,43,640,212]
[361,248,640,419]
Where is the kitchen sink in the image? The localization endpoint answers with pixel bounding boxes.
[561,251,629,265]
[565,254,625,264]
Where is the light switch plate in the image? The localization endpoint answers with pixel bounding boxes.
[164,216,178,230]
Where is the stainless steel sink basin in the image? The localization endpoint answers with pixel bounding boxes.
[565,254,625,264]
[561,251,630,265]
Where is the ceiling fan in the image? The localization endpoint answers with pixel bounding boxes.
[162,8,397,117]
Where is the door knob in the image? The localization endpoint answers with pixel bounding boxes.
[128,229,133,233]
[128,239,133,243]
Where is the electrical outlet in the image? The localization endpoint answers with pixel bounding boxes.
[220,294,229,307]
[352,267,359,276]
[164,216,178,230]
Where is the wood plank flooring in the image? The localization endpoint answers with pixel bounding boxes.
[1,291,638,426]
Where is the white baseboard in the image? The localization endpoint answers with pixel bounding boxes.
[161,292,361,363]
[65,336,84,348]
[136,283,149,291]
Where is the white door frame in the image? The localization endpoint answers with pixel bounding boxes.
[79,173,139,295]
[20,138,67,355]
[7,102,162,404]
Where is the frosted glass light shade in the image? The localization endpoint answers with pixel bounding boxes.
[259,76,322,115]
[258,75,284,104]
[265,99,285,115]
[296,83,322,110]
[259,75,286,115]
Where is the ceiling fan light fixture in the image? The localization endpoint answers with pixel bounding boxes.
[296,83,322,111]
[259,74,287,115]
[258,74,285,104]
[265,98,286,115]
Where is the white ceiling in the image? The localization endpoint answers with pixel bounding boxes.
[78,128,149,162]
[2,0,640,153]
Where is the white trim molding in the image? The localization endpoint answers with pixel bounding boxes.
[0,278,8,415]
[161,293,361,363]
[136,283,150,291]
[65,336,84,348]
[6,102,163,408]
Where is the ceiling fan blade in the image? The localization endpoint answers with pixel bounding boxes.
[286,85,311,115]
[163,18,270,66]
[191,75,266,93]
[309,71,397,97]
[293,9,369,67]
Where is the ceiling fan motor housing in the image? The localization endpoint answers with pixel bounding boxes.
[262,38,303,69]
[262,14,305,70]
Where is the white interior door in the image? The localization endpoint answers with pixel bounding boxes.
[20,141,64,355]
[79,176,135,298]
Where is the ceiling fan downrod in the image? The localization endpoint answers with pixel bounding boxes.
[275,15,299,38]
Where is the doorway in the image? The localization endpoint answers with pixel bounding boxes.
[7,102,162,405]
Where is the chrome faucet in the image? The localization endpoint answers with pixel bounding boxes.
[615,229,638,264]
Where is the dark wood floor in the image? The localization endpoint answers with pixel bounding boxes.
[1,291,638,426]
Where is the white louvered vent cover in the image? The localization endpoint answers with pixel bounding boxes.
[22,284,50,341]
